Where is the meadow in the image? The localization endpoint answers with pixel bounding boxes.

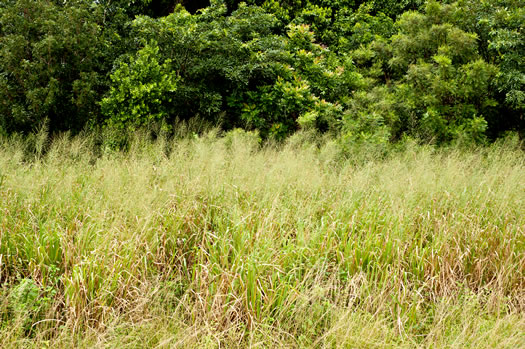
[1,129,524,348]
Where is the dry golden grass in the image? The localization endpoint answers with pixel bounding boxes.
[0,129,524,347]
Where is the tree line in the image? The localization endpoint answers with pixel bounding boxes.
[0,0,523,144]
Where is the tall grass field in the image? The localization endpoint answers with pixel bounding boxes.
[1,129,524,348]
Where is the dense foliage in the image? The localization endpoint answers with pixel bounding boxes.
[0,0,105,133]
[0,0,523,143]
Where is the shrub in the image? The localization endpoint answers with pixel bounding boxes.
[101,42,178,130]
[0,0,105,133]
[120,4,362,138]
[344,1,501,145]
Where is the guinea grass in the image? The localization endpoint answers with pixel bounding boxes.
[0,129,524,348]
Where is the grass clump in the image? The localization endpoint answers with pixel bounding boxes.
[0,130,524,348]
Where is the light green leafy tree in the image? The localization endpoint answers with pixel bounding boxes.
[344,1,501,144]
[101,42,178,130]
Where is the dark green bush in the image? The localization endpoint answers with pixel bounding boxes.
[0,0,105,133]
[103,3,363,137]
